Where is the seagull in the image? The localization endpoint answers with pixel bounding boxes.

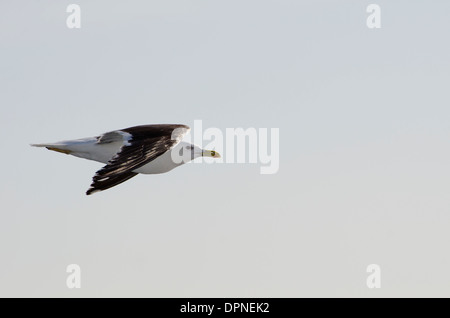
[31,124,221,195]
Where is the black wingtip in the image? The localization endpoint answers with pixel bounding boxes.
[86,188,99,196]
[85,172,139,195]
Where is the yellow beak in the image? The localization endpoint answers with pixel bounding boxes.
[202,150,221,158]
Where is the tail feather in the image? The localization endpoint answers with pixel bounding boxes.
[30,143,52,147]
[31,143,72,154]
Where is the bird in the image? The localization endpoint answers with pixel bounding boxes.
[31,124,221,195]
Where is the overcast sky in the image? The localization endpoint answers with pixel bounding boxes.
[1,0,449,297]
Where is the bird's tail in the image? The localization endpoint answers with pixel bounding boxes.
[30,143,72,154]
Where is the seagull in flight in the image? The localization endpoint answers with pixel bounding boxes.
[31,124,220,195]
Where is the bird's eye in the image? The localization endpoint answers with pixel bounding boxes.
[186,146,192,150]
[211,151,216,157]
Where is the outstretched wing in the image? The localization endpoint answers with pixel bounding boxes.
[86,124,190,195]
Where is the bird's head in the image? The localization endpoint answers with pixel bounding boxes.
[182,143,221,160]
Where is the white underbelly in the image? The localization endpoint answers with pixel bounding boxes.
[133,150,179,174]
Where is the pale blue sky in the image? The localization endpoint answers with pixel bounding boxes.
[0,0,449,297]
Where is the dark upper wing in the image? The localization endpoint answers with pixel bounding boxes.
[86,124,190,195]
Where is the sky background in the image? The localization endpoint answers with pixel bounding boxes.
[1,0,449,297]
